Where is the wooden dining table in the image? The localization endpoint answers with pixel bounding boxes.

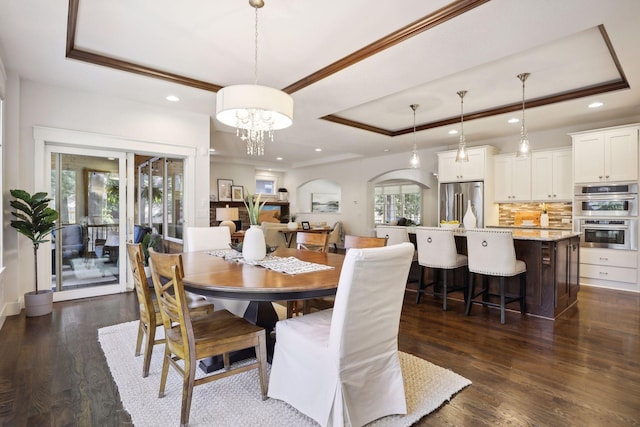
[180,247,345,370]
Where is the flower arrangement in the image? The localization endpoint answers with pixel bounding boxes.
[540,203,548,214]
[244,192,267,226]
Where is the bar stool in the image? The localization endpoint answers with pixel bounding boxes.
[465,229,526,324]
[415,226,468,311]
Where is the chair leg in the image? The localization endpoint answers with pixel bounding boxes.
[442,269,448,311]
[135,320,144,357]
[142,325,155,378]
[416,265,425,304]
[500,277,506,324]
[465,272,475,316]
[180,360,196,427]
[520,272,527,314]
[255,332,268,400]
[158,346,171,398]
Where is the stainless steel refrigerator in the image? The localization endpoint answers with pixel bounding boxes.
[439,181,484,228]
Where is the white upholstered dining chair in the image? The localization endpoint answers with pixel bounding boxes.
[268,242,415,427]
[184,226,250,318]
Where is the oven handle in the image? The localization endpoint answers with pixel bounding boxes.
[574,195,637,201]
[581,225,629,230]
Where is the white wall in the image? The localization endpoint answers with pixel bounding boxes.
[2,77,211,317]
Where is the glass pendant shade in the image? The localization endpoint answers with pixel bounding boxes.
[409,104,421,169]
[455,90,469,162]
[516,73,531,158]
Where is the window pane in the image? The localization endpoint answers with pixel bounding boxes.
[256,179,275,195]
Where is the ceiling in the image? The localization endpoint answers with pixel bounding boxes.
[0,0,639,170]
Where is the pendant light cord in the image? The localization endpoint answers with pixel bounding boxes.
[254,6,259,85]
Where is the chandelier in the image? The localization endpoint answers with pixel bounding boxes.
[455,90,469,162]
[517,72,531,157]
[409,104,421,168]
[215,0,293,156]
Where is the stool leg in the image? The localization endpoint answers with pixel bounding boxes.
[442,269,448,311]
[520,272,526,314]
[462,267,469,304]
[416,265,425,304]
[465,272,475,316]
[482,275,489,303]
[500,277,506,324]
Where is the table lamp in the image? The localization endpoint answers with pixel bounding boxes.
[216,205,239,233]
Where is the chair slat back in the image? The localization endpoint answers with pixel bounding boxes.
[296,231,329,252]
[328,243,414,358]
[415,227,460,269]
[185,226,231,252]
[148,250,193,352]
[126,243,155,322]
[344,234,388,250]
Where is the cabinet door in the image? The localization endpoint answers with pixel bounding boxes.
[512,156,531,200]
[494,156,513,201]
[552,149,573,200]
[573,134,605,183]
[531,151,553,200]
[438,151,461,182]
[605,128,638,182]
[462,148,485,181]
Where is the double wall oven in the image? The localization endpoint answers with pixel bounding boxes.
[574,182,638,250]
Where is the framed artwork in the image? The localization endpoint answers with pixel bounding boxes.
[231,185,244,202]
[311,193,340,213]
[217,179,233,202]
[301,221,311,230]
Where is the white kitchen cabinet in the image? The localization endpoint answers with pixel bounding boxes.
[580,247,638,289]
[572,125,639,183]
[494,154,531,202]
[531,148,572,201]
[438,146,492,183]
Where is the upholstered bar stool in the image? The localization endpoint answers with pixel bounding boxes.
[415,226,468,311]
[465,229,526,324]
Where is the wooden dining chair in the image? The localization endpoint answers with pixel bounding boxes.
[296,231,329,252]
[126,243,213,378]
[148,250,268,427]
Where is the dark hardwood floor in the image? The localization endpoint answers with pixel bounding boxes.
[0,285,638,426]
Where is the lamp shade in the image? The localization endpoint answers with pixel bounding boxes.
[216,84,294,130]
[216,206,239,233]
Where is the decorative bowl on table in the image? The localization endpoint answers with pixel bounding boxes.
[439,222,460,229]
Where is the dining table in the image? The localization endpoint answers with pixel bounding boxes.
[180,247,345,371]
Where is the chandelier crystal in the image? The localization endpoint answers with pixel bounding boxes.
[455,90,469,162]
[517,72,531,157]
[215,0,293,156]
[409,104,421,169]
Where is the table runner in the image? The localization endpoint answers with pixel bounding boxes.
[207,250,334,275]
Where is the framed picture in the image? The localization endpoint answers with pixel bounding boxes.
[231,185,244,202]
[311,193,340,213]
[301,221,311,230]
[217,179,233,202]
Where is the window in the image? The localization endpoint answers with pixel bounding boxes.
[256,178,276,195]
[374,183,421,225]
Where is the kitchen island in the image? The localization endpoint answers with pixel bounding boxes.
[450,228,581,319]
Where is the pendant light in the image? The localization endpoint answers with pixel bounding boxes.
[455,90,469,162]
[215,0,294,156]
[516,72,531,157]
[409,104,421,169]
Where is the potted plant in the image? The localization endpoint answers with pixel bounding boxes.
[10,189,59,317]
[242,192,268,261]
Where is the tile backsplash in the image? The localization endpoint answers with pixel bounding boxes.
[498,202,573,229]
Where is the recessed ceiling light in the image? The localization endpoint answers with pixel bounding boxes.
[209,148,216,154]
[166,95,180,102]
[276,157,283,160]
[315,148,322,152]
[448,129,458,135]
[508,117,519,124]
[588,101,604,109]
[383,148,390,152]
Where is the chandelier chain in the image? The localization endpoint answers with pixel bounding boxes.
[254,5,259,85]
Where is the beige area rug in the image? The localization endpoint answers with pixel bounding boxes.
[98,321,471,426]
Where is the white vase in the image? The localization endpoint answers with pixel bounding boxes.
[540,213,549,228]
[243,225,266,262]
[287,221,298,231]
[463,200,477,229]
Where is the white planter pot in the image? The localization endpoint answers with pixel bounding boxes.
[287,221,298,231]
[24,290,53,317]
[243,225,266,262]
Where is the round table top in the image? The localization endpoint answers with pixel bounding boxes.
[180,248,344,301]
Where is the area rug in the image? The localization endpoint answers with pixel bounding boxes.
[98,321,471,426]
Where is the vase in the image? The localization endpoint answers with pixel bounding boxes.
[540,213,549,228]
[287,221,298,231]
[24,290,53,317]
[243,225,266,262]
[463,200,477,229]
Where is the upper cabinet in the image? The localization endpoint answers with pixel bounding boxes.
[531,148,572,201]
[494,154,531,202]
[438,146,495,183]
[572,125,639,184]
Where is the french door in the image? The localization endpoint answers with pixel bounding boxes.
[48,146,127,300]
